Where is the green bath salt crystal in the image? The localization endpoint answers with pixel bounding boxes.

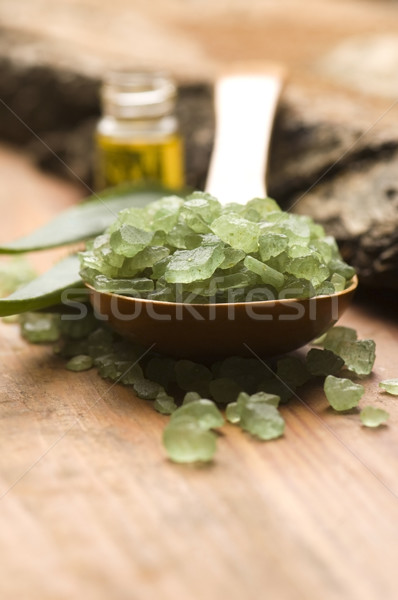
[110,224,155,257]
[175,360,212,396]
[330,272,346,292]
[310,239,333,263]
[286,245,314,259]
[163,420,217,463]
[306,348,344,376]
[153,394,178,415]
[95,356,138,381]
[258,232,288,261]
[240,402,285,441]
[218,247,246,269]
[147,287,175,302]
[243,196,281,219]
[245,391,281,407]
[66,354,93,372]
[182,391,202,405]
[118,246,170,273]
[87,327,114,358]
[146,196,184,232]
[243,255,285,289]
[170,399,224,430]
[278,276,315,300]
[279,215,311,245]
[285,255,329,287]
[214,272,251,292]
[226,402,241,423]
[99,246,125,269]
[379,379,398,395]
[211,213,260,253]
[92,275,154,295]
[145,357,176,388]
[163,398,224,463]
[164,245,225,284]
[322,326,358,353]
[314,281,336,296]
[181,192,221,227]
[276,356,311,387]
[335,339,376,376]
[151,255,170,279]
[216,357,270,393]
[209,378,242,404]
[324,375,364,411]
[236,391,251,410]
[20,312,60,343]
[360,406,389,427]
[133,379,165,400]
[59,311,97,340]
[327,258,356,281]
[236,391,280,414]
[185,233,221,250]
[257,378,295,403]
[119,363,144,385]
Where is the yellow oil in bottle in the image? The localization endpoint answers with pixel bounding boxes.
[95,71,184,191]
[95,133,184,190]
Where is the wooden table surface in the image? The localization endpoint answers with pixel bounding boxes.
[0,147,397,600]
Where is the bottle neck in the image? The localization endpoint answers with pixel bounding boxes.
[97,114,179,140]
[101,70,177,121]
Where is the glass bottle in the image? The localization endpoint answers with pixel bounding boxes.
[95,71,184,190]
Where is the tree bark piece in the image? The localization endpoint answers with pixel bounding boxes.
[268,86,398,290]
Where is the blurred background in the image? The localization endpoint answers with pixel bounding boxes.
[0,0,398,288]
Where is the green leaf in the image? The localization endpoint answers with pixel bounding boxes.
[0,184,180,254]
[0,255,83,316]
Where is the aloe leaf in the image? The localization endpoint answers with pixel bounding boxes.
[0,255,84,316]
[0,184,179,254]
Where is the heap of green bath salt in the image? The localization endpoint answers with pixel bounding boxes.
[79,192,356,303]
[18,312,389,464]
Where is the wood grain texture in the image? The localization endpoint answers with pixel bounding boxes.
[0,147,397,600]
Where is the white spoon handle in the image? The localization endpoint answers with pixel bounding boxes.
[205,71,283,205]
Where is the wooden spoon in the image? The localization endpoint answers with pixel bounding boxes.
[88,67,357,360]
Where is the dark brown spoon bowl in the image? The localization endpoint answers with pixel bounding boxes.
[87,276,358,360]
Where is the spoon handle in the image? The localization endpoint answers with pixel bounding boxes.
[205,67,284,205]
